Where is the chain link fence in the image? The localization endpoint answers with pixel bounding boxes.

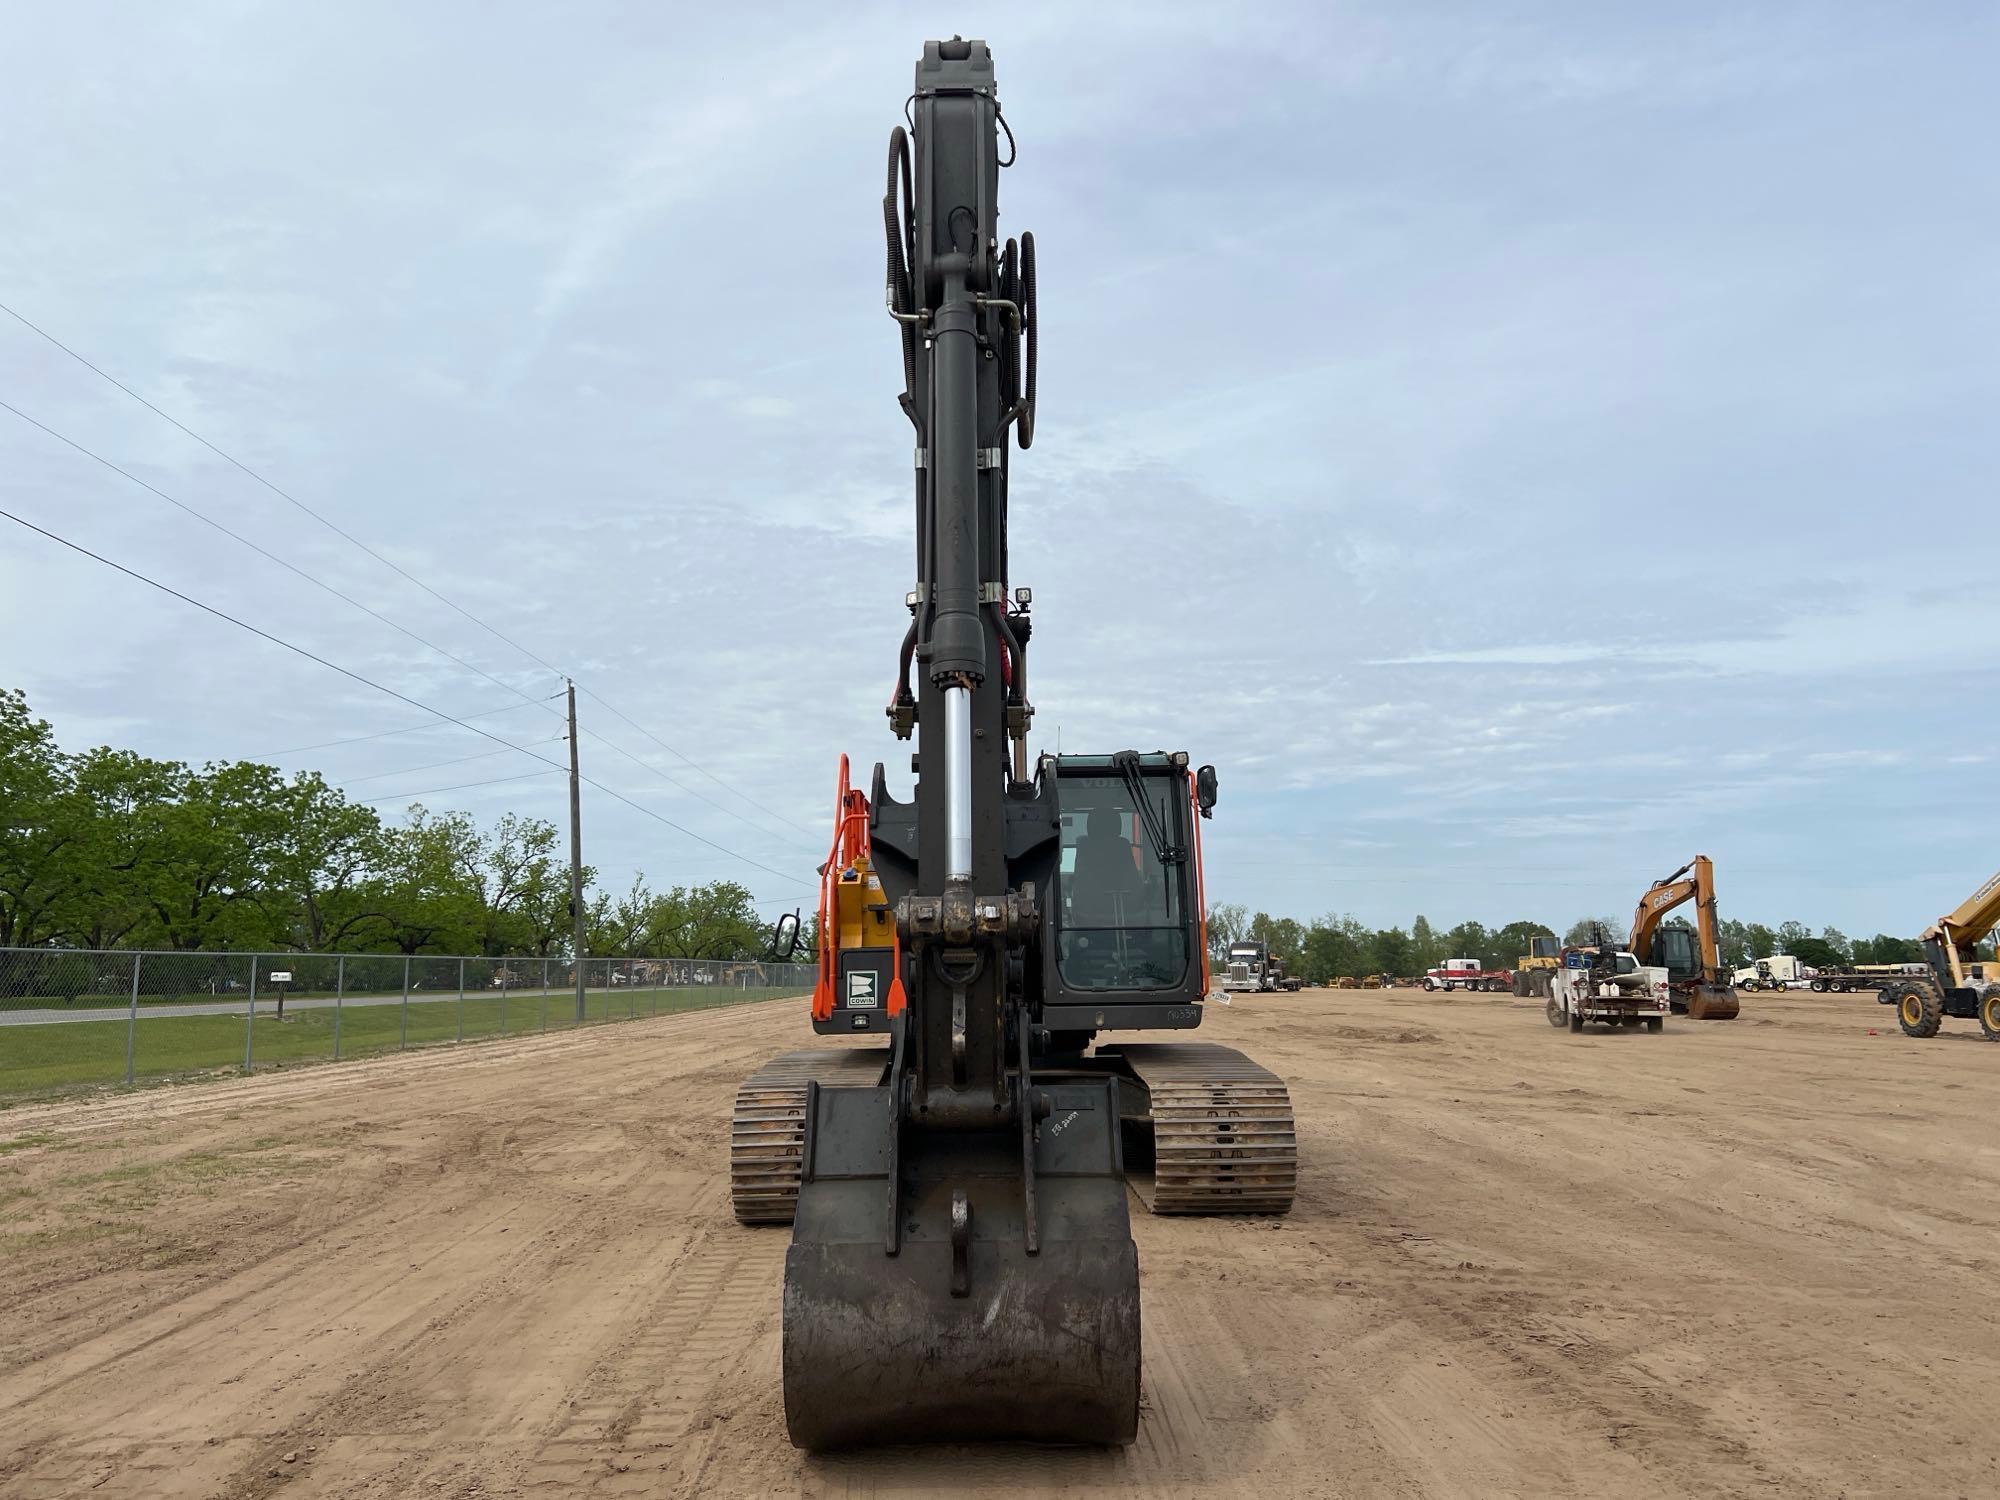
[0,947,815,1099]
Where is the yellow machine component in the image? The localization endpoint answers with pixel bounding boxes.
[830,851,893,955]
[1885,865,2000,1039]
[1923,867,2000,992]
[1512,934,1560,998]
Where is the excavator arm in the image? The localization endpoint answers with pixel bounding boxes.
[1630,855,1740,1020]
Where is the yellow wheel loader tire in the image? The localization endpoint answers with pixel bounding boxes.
[1980,990,2000,1042]
[1892,982,1943,1039]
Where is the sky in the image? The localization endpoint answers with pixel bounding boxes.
[1,2,1994,941]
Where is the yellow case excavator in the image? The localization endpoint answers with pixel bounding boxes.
[1629,855,1741,1020]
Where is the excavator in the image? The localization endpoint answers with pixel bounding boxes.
[1628,855,1741,1020]
[1881,866,2000,1039]
[727,39,1298,1451]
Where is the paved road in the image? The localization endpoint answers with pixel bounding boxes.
[0,986,731,1027]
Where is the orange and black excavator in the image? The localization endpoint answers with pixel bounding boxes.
[726,38,1297,1452]
[1629,855,1741,1020]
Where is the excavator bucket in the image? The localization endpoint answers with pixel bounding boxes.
[1686,985,1741,1020]
[781,1079,1140,1450]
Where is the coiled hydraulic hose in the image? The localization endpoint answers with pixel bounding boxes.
[884,127,918,417]
[1018,229,1036,449]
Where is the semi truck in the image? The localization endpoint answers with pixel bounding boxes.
[1731,954,1806,992]
[1221,939,1270,993]
[1422,958,1513,993]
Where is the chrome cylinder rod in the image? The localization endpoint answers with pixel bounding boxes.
[944,684,973,880]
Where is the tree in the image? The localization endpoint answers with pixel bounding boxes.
[368,809,484,954]
[1206,902,1248,964]
[1787,936,1843,970]
[1744,923,1776,962]
[1565,916,1626,947]
[1367,927,1412,977]
[0,688,76,947]
[589,874,654,957]
[1774,920,1812,954]
[1301,913,1368,983]
[1409,915,1442,973]
[1853,932,1921,965]
[1249,911,1305,973]
[1819,926,1853,962]
[252,771,386,951]
[643,880,764,959]
[1442,919,1492,970]
[1492,920,1556,966]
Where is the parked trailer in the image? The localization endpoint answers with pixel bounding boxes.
[1812,963,1926,994]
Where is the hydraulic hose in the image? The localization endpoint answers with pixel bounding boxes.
[1018,229,1037,449]
[884,128,918,415]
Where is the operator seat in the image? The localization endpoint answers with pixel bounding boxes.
[1070,807,1144,926]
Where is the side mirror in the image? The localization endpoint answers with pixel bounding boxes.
[1195,764,1218,818]
[771,909,801,960]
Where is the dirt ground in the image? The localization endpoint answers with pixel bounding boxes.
[1,987,1996,1499]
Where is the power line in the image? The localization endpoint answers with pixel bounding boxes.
[354,768,564,804]
[0,396,565,726]
[0,504,569,771]
[0,505,815,891]
[575,683,821,841]
[578,774,813,888]
[257,698,559,757]
[577,721,821,857]
[339,742,559,789]
[2,298,823,856]
[0,296,565,677]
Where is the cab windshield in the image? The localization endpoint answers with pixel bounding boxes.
[1055,773,1188,991]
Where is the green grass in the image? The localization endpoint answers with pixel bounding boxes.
[0,986,803,1101]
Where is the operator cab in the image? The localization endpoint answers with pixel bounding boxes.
[1652,925,1699,984]
[1037,752,1212,1031]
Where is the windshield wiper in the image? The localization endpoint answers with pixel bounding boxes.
[1113,751,1184,865]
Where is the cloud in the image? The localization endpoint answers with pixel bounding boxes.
[0,2,1991,935]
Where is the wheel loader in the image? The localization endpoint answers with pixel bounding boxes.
[728,38,1298,1451]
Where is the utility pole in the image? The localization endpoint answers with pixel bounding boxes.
[567,678,586,1023]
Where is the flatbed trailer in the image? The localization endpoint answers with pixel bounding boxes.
[1811,965,1924,994]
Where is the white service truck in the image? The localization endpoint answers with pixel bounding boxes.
[1546,944,1671,1033]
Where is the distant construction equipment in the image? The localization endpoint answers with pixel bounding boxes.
[1629,856,1741,1020]
[1511,934,1560,999]
[1880,867,2000,1039]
